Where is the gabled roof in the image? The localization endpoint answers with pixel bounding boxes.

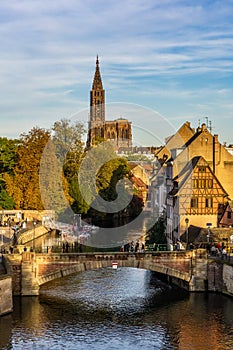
[155,121,195,162]
[92,56,103,90]
[131,175,147,189]
[218,200,233,224]
[172,156,229,197]
[184,124,212,148]
[128,162,153,172]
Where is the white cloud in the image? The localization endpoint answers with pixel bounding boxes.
[0,0,233,143]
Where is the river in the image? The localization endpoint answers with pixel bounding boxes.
[0,267,233,350]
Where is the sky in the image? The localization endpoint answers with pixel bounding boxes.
[0,0,233,146]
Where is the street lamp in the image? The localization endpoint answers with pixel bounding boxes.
[185,218,189,249]
[1,229,4,247]
[33,221,36,252]
[206,223,212,243]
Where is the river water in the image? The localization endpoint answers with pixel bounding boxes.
[1,268,233,350]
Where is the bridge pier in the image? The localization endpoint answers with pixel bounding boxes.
[21,253,39,296]
[188,249,208,292]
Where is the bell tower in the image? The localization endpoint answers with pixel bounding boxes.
[87,56,132,149]
[90,55,105,122]
[87,56,105,147]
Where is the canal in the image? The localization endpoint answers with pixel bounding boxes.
[0,267,233,349]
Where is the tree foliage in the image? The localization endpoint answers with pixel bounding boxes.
[0,189,15,209]
[39,138,73,215]
[52,118,85,179]
[0,137,18,209]
[4,126,74,213]
[5,127,51,209]
[0,137,18,175]
[51,118,87,214]
[69,176,90,214]
[96,157,131,201]
[146,216,167,244]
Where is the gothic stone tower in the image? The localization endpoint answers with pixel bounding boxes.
[87,56,132,149]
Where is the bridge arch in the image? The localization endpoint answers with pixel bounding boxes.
[3,250,208,296]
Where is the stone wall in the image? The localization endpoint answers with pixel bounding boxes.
[4,250,209,295]
[3,250,233,299]
[0,275,13,316]
[208,260,233,297]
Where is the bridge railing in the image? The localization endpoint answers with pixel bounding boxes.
[145,244,168,251]
[31,243,123,254]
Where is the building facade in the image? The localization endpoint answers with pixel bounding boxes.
[86,57,132,149]
[151,121,233,246]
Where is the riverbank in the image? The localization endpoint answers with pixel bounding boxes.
[0,274,13,315]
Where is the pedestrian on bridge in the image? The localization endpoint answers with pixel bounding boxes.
[65,241,69,253]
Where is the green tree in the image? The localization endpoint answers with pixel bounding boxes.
[0,137,18,174]
[39,138,73,215]
[0,137,18,209]
[0,189,15,209]
[52,118,87,215]
[52,118,85,179]
[146,216,167,244]
[69,176,90,214]
[96,157,131,201]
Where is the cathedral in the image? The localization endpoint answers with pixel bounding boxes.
[86,56,132,149]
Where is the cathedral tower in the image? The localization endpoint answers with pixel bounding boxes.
[87,56,105,147]
[90,55,105,122]
[87,56,132,149]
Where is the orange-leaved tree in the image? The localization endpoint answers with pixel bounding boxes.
[5,127,72,212]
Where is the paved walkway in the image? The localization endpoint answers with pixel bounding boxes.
[209,252,233,264]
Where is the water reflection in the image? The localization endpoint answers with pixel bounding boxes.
[0,268,233,350]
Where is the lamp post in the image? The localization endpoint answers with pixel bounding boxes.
[33,221,36,252]
[8,220,11,243]
[185,218,189,250]
[206,223,212,243]
[1,229,4,247]
[1,209,4,226]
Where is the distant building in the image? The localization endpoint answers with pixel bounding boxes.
[86,57,132,149]
[225,144,233,156]
[116,146,158,160]
[218,201,233,228]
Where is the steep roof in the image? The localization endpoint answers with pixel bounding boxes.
[155,121,195,162]
[172,156,228,197]
[92,56,103,90]
[131,175,147,189]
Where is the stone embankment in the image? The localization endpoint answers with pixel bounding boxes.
[208,259,233,296]
[0,255,13,316]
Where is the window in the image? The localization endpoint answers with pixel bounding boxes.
[198,167,206,172]
[192,178,213,189]
[205,197,213,208]
[192,179,198,188]
[207,179,213,188]
[227,211,231,219]
[191,197,198,208]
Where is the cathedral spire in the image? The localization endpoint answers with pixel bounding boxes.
[89,56,105,127]
[92,55,103,90]
[87,56,132,149]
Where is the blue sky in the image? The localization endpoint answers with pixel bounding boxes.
[1,0,233,146]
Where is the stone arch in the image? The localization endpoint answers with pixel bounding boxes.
[5,250,208,295]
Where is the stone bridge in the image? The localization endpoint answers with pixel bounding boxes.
[3,249,208,296]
